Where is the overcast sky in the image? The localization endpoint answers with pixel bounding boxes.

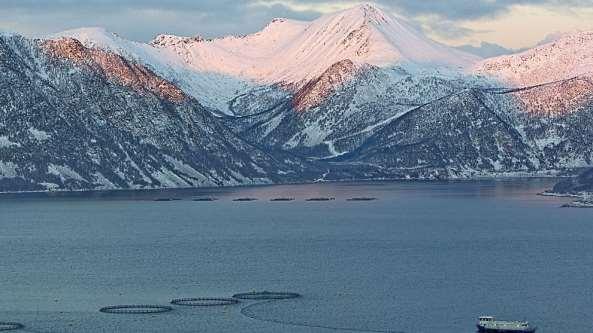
[2,0,593,49]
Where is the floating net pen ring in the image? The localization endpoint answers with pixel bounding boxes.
[99,305,173,314]
[0,322,24,331]
[232,291,301,300]
[171,298,239,307]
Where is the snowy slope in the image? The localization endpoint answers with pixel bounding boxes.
[475,31,593,87]
[227,66,477,159]
[53,27,254,115]
[52,4,479,115]
[40,4,593,179]
[474,31,593,115]
[149,4,479,87]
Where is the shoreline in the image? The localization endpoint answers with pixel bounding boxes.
[561,200,593,208]
[0,176,563,198]
[537,191,582,198]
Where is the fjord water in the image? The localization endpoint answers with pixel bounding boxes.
[1,180,591,333]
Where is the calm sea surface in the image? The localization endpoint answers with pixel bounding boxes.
[0,180,591,333]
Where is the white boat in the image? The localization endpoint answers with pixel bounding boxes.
[477,316,537,333]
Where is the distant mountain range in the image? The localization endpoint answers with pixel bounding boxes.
[455,42,520,58]
[1,4,592,192]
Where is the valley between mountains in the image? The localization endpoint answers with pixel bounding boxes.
[1,4,593,192]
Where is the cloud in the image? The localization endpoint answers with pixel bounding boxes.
[460,4,593,48]
[0,0,322,41]
[1,0,593,48]
[413,14,482,40]
[301,0,593,19]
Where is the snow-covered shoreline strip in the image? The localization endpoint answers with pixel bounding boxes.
[561,200,593,208]
[537,191,582,198]
[0,172,567,195]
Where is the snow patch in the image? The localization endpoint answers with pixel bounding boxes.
[53,27,254,115]
[164,155,211,184]
[92,172,117,189]
[29,128,51,141]
[47,164,85,182]
[0,136,20,148]
[0,161,18,178]
[40,182,60,190]
[324,141,347,158]
[152,167,190,187]
[535,135,563,149]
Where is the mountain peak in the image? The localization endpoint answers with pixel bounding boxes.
[306,3,478,69]
[53,27,113,39]
[52,27,127,52]
[345,3,388,23]
[86,3,477,90]
[350,3,383,13]
[326,3,390,29]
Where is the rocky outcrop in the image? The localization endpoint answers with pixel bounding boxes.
[292,59,358,112]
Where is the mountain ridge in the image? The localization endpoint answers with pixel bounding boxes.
[0,33,322,192]
[145,3,479,87]
[2,4,593,192]
[475,31,593,87]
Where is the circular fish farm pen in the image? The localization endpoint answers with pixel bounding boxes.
[99,305,173,314]
[4,290,402,333]
[305,197,336,202]
[347,197,378,201]
[171,298,239,307]
[0,322,24,331]
[270,198,295,202]
[192,197,218,202]
[232,198,258,202]
[232,291,301,300]
[235,292,401,333]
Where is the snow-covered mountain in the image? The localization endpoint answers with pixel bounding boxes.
[148,4,478,87]
[474,31,593,116]
[0,34,320,192]
[56,4,478,114]
[2,4,593,192]
[475,31,593,87]
[54,27,255,115]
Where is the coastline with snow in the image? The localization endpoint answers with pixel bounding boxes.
[561,200,593,208]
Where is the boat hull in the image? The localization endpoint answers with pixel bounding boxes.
[477,325,537,333]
